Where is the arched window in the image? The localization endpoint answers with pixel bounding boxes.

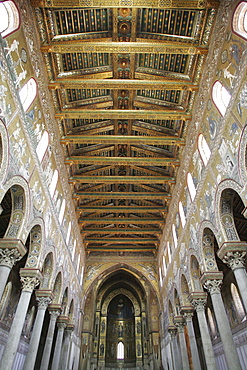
[230,283,246,321]
[77,255,80,274]
[187,172,196,201]
[198,134,211,166]
[232,2,247,40]
[0,1,19,38]
[19,78,37,112]
[80,265,84,286]
[172,224,178,249]
[207,307,217,338]
[0,134,2,169]
[117,341,124,359]
[36,130,49,163]
[162,255,167,276]
[178,201,186,228]
[212,81,231,116]
[58,198,66,224]
[72,239,76,260]
[66,221,72,245]
[159,267,163,287]
[49,169,58,198]
[167,241,171,263]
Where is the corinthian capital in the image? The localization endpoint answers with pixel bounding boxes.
[0,248,22,268]
[37,296,52,309]
[49,310,61,320]
[191,298,207,311]
[57,322,67,330]
[203,279,222,294]
[21,276,40,292]
[222,251,246,270]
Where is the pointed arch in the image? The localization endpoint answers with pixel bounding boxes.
[2,184,26,240]
[61,287,69,315]
[174,288,181,316]
[180,274,190,306]
[201,228,219,272]
[190,255,202,291]
[68,299,74,323]
[219,187,247,243]
[168,300,174,326]
[24,224,43,269]
[52,271,63,304]
[40,252,54,289]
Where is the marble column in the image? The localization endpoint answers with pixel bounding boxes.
[0,239,26,301]
[51,315,68,370]
[23,290,53,370]
[173,316,190,370]
[181,306,201,370]
[40,306,61,370]
[218,242,247,313]
[60,324,74,370]
[190,292,217,370]
[168,325,179,370]
[202,272,242,370]
[0,269,41,370]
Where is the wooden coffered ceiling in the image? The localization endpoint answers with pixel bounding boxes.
[32,0,219,253]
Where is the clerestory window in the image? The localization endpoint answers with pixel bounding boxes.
[232,1,247,40]
[212,81,231,116]
[0,1,19,38]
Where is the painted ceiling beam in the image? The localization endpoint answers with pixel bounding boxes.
[49,79,198,91]
[81,228,162,234]
[55,110,191,120]
[78,217,165,224]
[32,0,219,8]
[73,192,171,199]
[41,41,208,55]
[66,156,179,166]
[85,246,157,251]
[76,205,167,213]
[69,176,176,184]
[61,135,185,146]
[84,237,159,243]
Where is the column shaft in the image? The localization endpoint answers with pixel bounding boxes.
[23,299,50,370]
[186,319,201,370]
[0,290,32,369]
[172,336,181,370]
[68,341,75,370]
[177,328,190,370]
[40,313,59,370]
[196,309,217,370]
[51,323,66,370]
[0,265,11,301]
[60,329,73,370]
[210,291,241,370]
[233,268,247,313]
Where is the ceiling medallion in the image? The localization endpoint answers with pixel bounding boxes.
[120,8,131,17]
[119,22,130,35]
